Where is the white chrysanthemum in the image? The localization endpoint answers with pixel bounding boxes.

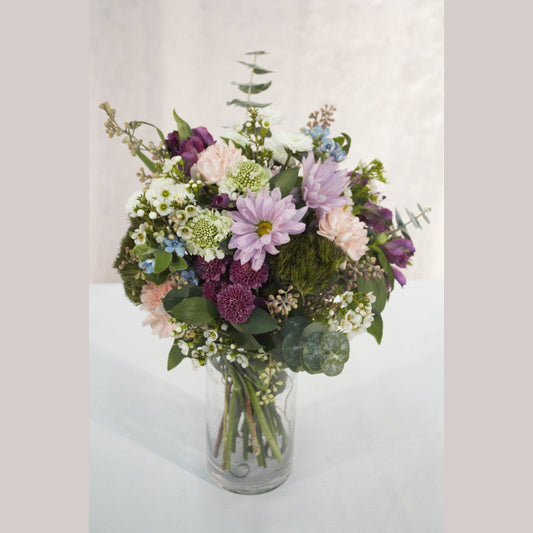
[125,189,144,217]
[273,131,314,153]
[223,125,250,147]
[264,137,289,164]
[258,108,285,126]
[146,177,194,215]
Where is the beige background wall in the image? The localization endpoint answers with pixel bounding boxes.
[90,0,443,283]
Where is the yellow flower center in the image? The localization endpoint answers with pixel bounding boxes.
[256,221,273,236]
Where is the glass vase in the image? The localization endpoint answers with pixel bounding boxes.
[205,354,297,494]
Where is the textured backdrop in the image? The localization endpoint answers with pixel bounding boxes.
[90,0,443,282]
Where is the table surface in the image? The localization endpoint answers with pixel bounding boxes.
[90,280,443,533]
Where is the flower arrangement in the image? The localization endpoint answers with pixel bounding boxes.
[102,51,430,491]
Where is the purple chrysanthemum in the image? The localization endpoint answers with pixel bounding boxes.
[301,152,351,218]
[216,284,255,323]
[202,279,230,302]
[228,187,307,271]
[194,256,229,281]
[229,260,269,289]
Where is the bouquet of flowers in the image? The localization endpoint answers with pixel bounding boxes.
[102,52,429,493]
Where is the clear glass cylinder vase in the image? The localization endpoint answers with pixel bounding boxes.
[205,355,297,494]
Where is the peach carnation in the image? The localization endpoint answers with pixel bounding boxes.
[140,279,178,338]
[317,206,369,262]
[191,140,245,185]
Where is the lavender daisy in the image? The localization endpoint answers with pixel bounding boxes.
[228,187,307,271]
[301,152,351,218]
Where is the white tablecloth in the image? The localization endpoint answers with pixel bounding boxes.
[90,281,443,533]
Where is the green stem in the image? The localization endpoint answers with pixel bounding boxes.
[221,373,232,470]
[225,389,237,469]
[243,379,284,463]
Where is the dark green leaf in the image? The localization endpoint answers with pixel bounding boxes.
[227,99,271,108]
[228,328,262,352]
[237,60,274,74]
[282,330,303,371]
[232,81,272,94]
[232,308,279,334]
[341,132,351,155]
[269,167,299,197]
[162,285,203,312]
[168,256,188,272]
[135,120,166,142]
[153,250,172,274]
[169,296,219,326]
[372,246,395,291]
[356,275,387,314]
[172,110,193,141]
[167,342,185,371]
[144,271,168,285]
[367,313,383,344]
[301,322,329,341]
[135,150,157,173]
[132,243,151,259]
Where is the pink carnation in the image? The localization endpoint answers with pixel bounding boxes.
[192,140,245,185]
[140,280,176,312]
[140,279,178,338]
[317,206,369,262]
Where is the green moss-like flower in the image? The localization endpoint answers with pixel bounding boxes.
[219,160,270,198]
[268,232,346,297]
[184,209,231,261]
[113,221,147,305]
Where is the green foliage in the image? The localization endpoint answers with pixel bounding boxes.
[393,204,431,239]
[268,232,346,297]
[367,313,383,344]
[168,296,219,326]
[172,110,193,141]
[162,285,203,312]
[226,99,271,109]
[113,222,146,305]
[370,246,395,291]
[237,60,273,75]
[269,167,299,197]
[167,342,186,371]
[272,316,350,376]
[231,81,272,94]
[153,250,173,274]
[232,308,279,335]
[228,328,263,352]
[332,132,352,157]
[356,275,387,314]
[228,51,272,109]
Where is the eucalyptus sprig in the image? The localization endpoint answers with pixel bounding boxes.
[393,204,432,239]
[227,51,273,111]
